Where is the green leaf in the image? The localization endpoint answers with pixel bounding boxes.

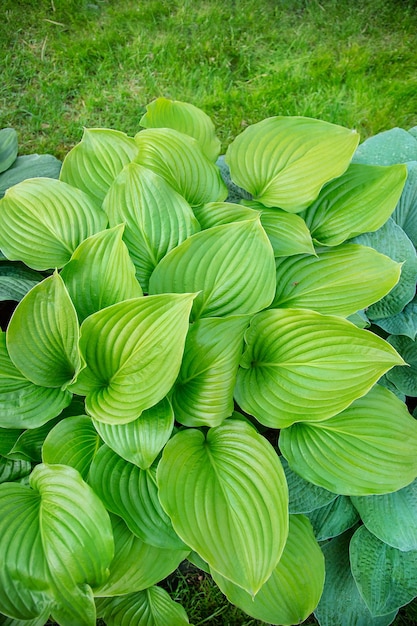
[8,419,62,462]
[350,525,417,616]
[60,128,138,205]
[314,530,398,626]
[259,205,316,256]
[0,457,31,484]
[372,295,417,340]
[69,293,195,424]
[301,163,407,246]
[0,263,43,302]
[235,309,404,428]
[272,244,401,317]
[171,315,249,427]
[306,496,360,541]
[192,200,259,228]
[0,177,107,270]
[353,127,417,165]
[0,610,50,625]
[281,456,337,514]
[149,219,276,321]
[140,97,221,162]
[0,332,72,429]
[225,116,359,212]
[391,162,417,247]
[386,335,417,396]
[352,219,417,319]
[60,225,143,323]
[157,419,289,595]
[0,428,22,456]
[0,154,61,199]
[280,384,417,495]
[351,478,417,551]
[216,154,253,203]
[93,515,189,597]
[134,127,227,206]
[42,415,101,480]
[96,586,190,626]
[0,128,18,174]
[103,162,200,291]
[91,397,174,469]
[212,514,325,626]
[6,273,81,389]
[88,445,186,550]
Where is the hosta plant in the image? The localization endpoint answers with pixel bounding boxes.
[1,98,417,626]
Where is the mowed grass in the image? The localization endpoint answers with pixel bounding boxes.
[1,0,417,159]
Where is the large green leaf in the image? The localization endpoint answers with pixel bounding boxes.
[386,335,417,396]
[0,177,107,270]
[225,116,359,212]
[0,332,72,429]
[272,244,401,317]
[96,587,190,626]
[279,384,417,495]
[59,128,138,205]
[0,264,43,302]
[149,219,276,320]
[92,397,174,469]
[140,97,221,162]
[350,525,417,616]
[69,293,195,424]
[351,479,417,551]
[235,309,404,428]
[88,445,186,550]
[171,315,249,427]
[60,225,143,323]
[306,496,360,541]
[103,162,200,290]
[6,273,81,389]
[301,163,407,246]
[314,531,398,626]
[281,456,337,514]
[352,219,417,319]
[134,127,227,206]
[93,515,189,597]
[212,514,324,625]
[157,419,289,595]
[0,464,114,625]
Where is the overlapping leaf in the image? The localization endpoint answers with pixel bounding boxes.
[0,178,107,270]
[306,496,360,541]
[149,219,276,320]
[281,456,337,514]
[235,309,404,428]
[225,116,359,211]
[386,335,417,396]
[157,419,289,595]
[391,162,417,246]
[0,264,43,302]
[280,384,417,495]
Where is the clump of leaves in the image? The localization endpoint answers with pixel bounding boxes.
[1,98,417,626]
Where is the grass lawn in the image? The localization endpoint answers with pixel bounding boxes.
[2,0,417,624]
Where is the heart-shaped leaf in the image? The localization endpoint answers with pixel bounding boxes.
[149,219,276,320]
[69,293,195,424]
[225,116,359,211]
[235,309,404,428]
[279,384,417,495]
[0,178,107,270]
[157,419,289,595]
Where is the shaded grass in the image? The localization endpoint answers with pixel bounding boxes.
[1,0,417,158]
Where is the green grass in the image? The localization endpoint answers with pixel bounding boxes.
[1,0,417,159]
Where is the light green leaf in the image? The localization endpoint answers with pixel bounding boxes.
[6,273,81,389]
[96,586,190,626]
[157,419,289,595]
[301,163,407,246]
[93,515,189,597]
[350,525,417,616]
[0,177,107,270]
[352,219,417,319]
[386,335,417,396]
[60,128,138,205]
[0,154,61,199]
[372,295,417,340]
[103,162,200,291]
[314,531,398,626]
[171,315,249,427]
[0,457,31,484]
[134,127,227,206]
[60,225,143,323]
[192,200,259,228]
[306,496,360,541]
[212,514,324,626]
[0,264,43,302]
[392,162,417,247]
[42,415,101,480]
[88,445,186,550]
[69,293,195,424]
[235,309,404,428]
[281,456,337,514]
[140,97,221,162]
[280,384,417,495]
[353,127,417,165]
[92,397,174,469]
[351,478,417,551]
[272,244,401,317]
[225,116,359,212]
[149,219,276,321]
